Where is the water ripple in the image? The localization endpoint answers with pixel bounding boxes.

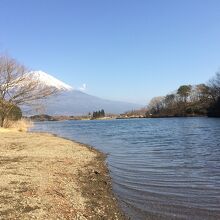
[32,117,220,219]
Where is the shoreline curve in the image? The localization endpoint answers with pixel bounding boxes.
[0,129,127,219]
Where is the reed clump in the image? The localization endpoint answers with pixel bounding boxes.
[3,118,33,132]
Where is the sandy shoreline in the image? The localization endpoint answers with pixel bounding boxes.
[0,129,127,219]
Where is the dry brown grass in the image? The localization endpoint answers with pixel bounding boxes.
[3,119,33,132]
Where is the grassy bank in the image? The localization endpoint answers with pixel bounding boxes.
[0,129,126,219]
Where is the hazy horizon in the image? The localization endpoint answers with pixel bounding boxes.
[1,0,220,104]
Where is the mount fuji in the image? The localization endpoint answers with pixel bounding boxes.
[28,71,74,91]
[27,71,142,115]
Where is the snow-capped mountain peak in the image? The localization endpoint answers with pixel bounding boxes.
[28,71,73,91]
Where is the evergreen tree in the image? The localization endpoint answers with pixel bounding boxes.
[92,109,105,119]
[101,109,105,117]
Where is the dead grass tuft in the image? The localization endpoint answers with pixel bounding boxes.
[3,119,33,132]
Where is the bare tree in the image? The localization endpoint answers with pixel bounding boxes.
[206,72,220,117]
[147,96,164,114]
[193,84,211,103]
[0,55,58,127]
[208,72,220,102]
[164,94,176,108]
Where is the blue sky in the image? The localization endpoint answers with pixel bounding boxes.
[0,0,220,104]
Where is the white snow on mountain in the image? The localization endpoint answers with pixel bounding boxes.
[28,70,73,91]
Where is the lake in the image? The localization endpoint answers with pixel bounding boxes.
[32,117,220,220]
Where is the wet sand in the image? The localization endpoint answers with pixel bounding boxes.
[0,129,127,219]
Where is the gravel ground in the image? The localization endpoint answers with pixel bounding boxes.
[0,129,127,220]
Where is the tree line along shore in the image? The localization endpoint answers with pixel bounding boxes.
[145,72,220,118]
[122,72,220,119]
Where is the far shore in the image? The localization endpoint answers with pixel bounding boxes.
[0,128,126,219]
[26,113,217,123]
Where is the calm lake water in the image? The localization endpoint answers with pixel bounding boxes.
[32,118,220,220]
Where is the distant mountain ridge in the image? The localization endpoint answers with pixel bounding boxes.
[27,71,142,115]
